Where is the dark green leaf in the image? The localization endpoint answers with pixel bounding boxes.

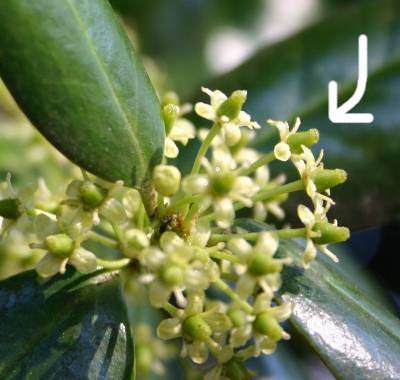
[209,0,400,228]
[0,268,134,380]
[236,219,400,380]
[0,0,164,188]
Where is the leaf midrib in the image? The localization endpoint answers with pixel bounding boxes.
[65,0,146,177]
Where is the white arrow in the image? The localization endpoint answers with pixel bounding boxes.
[328,34,374,124]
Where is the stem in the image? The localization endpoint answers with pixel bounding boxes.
[88,231,119,248]
[221,272,239,281]
[183,202,201,228]
[96,257,130,270]
[111,222,124,243]
[167,194,202,214]
[157,194,166,218]
[253,179,304,203]
[191,122,221,174]
[213,279,253,314]
[163,302,179,317]
[210,250,240,264]
[239,152,275,176]
[201,179,304,222]
[209,228,306,244]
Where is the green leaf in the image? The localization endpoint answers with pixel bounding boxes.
[235,219,400,380]
[0,268,134,379]
[0,0,164,188]
[208,0,400,228]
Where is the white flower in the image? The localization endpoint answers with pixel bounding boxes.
[182,149,259,228]
[195,87,260,146]
[268,117,301,161]
[164,103,195,158]
[32,213,97,277]
[157,293,231,365]
[141,231,218,307]
[228,232,292,298]
[297,198,338,266]
[230,292,291,356]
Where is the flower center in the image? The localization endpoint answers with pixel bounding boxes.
[210,172,235,196]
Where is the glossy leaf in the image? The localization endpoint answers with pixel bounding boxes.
[209,0,400,228]
[0,0,164,188]
[0,268,134,379]
[235,219,400,380]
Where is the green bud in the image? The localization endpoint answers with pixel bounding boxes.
[287,129,319,154]
[312,222,350,245]
[162,104,179,135]
[253,312,283,341]
[136,345,152,373]
[79,181,107,208]
[228,308,246,328]
[0,198,21,219]
[217,90,247,120]
[314,169,347,192]
[210,172,235,196]
[222,358,251,380]
[45,233,74,258]
[183,315,212,341]
[162,91,180,107]
[160,264,184,286]
[153,165,181,196]
[248,253,282,277]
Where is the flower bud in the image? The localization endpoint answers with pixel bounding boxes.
[0,198,21,219]
[253,312,283,341]
[183,315,212,341]
[160,264,184,286]
[153,165,181,196]
[100,198,127,224]
[287,129,319,154]
[162,104,179,135]
[45,233,74,258]
[124,229,149,258]
[136,345,153,374]
[162,91,180,106]
[79,181,107,208]
[217,90,247,120]
[222,358,251,380]
[314,169,347,192]
[312,222,350,245]
[248,253,282,276]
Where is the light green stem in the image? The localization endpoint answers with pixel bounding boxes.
[209,228,306,244]
[239,152,275,176]
[96,257,130,270]
[191,122,221,174]
[210,250,240,264]
[88,231,119,248]
[163,302,179,317]
[167,194,202,214]
[213,279,253,314]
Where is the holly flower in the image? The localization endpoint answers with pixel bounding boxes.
[157,292,232,365]
[228,231,292,298]
[268,117,301,161]
[182,149,259,228]
[195,87,260,146]
[32,213,97,277]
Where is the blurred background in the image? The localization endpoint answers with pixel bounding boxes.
[0,0,398,379]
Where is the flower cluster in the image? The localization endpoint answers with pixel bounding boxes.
[0,87,349,379]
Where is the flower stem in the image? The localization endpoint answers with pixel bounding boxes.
[88,231,119,248]
[210,250,240,264]
[213,279,253,314]
[209,228,306,244]
[96,257,130,270]
[163,302,179,317]
[190,122,221,174]
[201,179,304,222]
[167,194,202,214]
[238,152,275,176]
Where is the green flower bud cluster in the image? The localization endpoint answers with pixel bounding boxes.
[0,87,350,378]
